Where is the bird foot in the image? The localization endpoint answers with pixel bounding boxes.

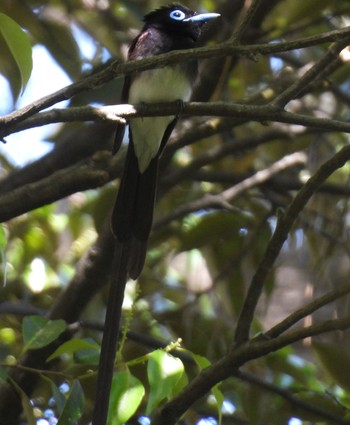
[174,99,185,117]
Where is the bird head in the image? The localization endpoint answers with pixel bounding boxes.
[143,3,220,41]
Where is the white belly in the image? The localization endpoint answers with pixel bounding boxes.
[128,66,192,173]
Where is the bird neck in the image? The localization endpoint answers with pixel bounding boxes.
[145,24,197,50]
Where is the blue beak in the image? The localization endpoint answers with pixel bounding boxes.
[184,12,220,23]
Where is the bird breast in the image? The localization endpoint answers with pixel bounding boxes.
[128,65,193,104]
[128,65,193,173]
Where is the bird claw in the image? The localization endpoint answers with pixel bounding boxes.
[138,101,147,118]
[175,99,185,117]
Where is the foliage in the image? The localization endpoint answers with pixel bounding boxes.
[1,1,350,424]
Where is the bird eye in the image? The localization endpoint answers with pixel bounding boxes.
[169,10,186,21]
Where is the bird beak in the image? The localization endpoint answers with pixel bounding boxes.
[184,12,220,23]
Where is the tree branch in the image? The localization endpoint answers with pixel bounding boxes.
[0,151,115,223]
[270,38,350,108]
[155,152,306,229]
[5,102,350,139]
[234,143,350,345]
[1,25,350,134]
[229,0,265,42]
[152,316,350,425]
[266,282,350,339]
[237,371,349,425]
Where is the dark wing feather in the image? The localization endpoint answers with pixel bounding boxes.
[112,113,178,279]
[111,128,159,279]
[134,155,158,241]
[111,138,139,242]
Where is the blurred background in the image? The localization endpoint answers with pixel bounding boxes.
[1,1,350,424]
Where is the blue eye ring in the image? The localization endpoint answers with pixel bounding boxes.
[169,10,186,21]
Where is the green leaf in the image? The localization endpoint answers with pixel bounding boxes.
[0,366,8,381]
[211,385,224,425]
[47,338,99,362]
[313,341,350,392]
[171,367,188,397]
[51,382,66,415]
[73,339,100,365]
[57,380,85,425]
[0,13,32,95]
[190,352,211,369]
[22,315,67,352]
[185,350,224,424]
[107,370,145,425]
[146,350,184,415]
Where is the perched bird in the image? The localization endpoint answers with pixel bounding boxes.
[111,3,220,279]
[93,6,220,425]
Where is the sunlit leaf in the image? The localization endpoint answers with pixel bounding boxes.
[146,350,184,415]
[107,370,145,425]
[0,13,32,96]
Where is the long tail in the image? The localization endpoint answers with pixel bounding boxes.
[111,141,158,279]
[91,243,128,425]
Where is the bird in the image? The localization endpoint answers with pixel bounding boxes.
[111,3,220,279]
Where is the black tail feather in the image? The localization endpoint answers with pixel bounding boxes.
[111,142,139,242]
[111,142,159,279]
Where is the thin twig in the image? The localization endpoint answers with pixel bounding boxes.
[270,38,350,108]
[266,282,350,339]
[230,0,265,43]
[155,152,307,229]
[234,143,350,345]
[237,371,349,425]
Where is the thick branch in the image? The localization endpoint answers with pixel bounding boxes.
[5,102,350,139]
[0,152,115,223]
